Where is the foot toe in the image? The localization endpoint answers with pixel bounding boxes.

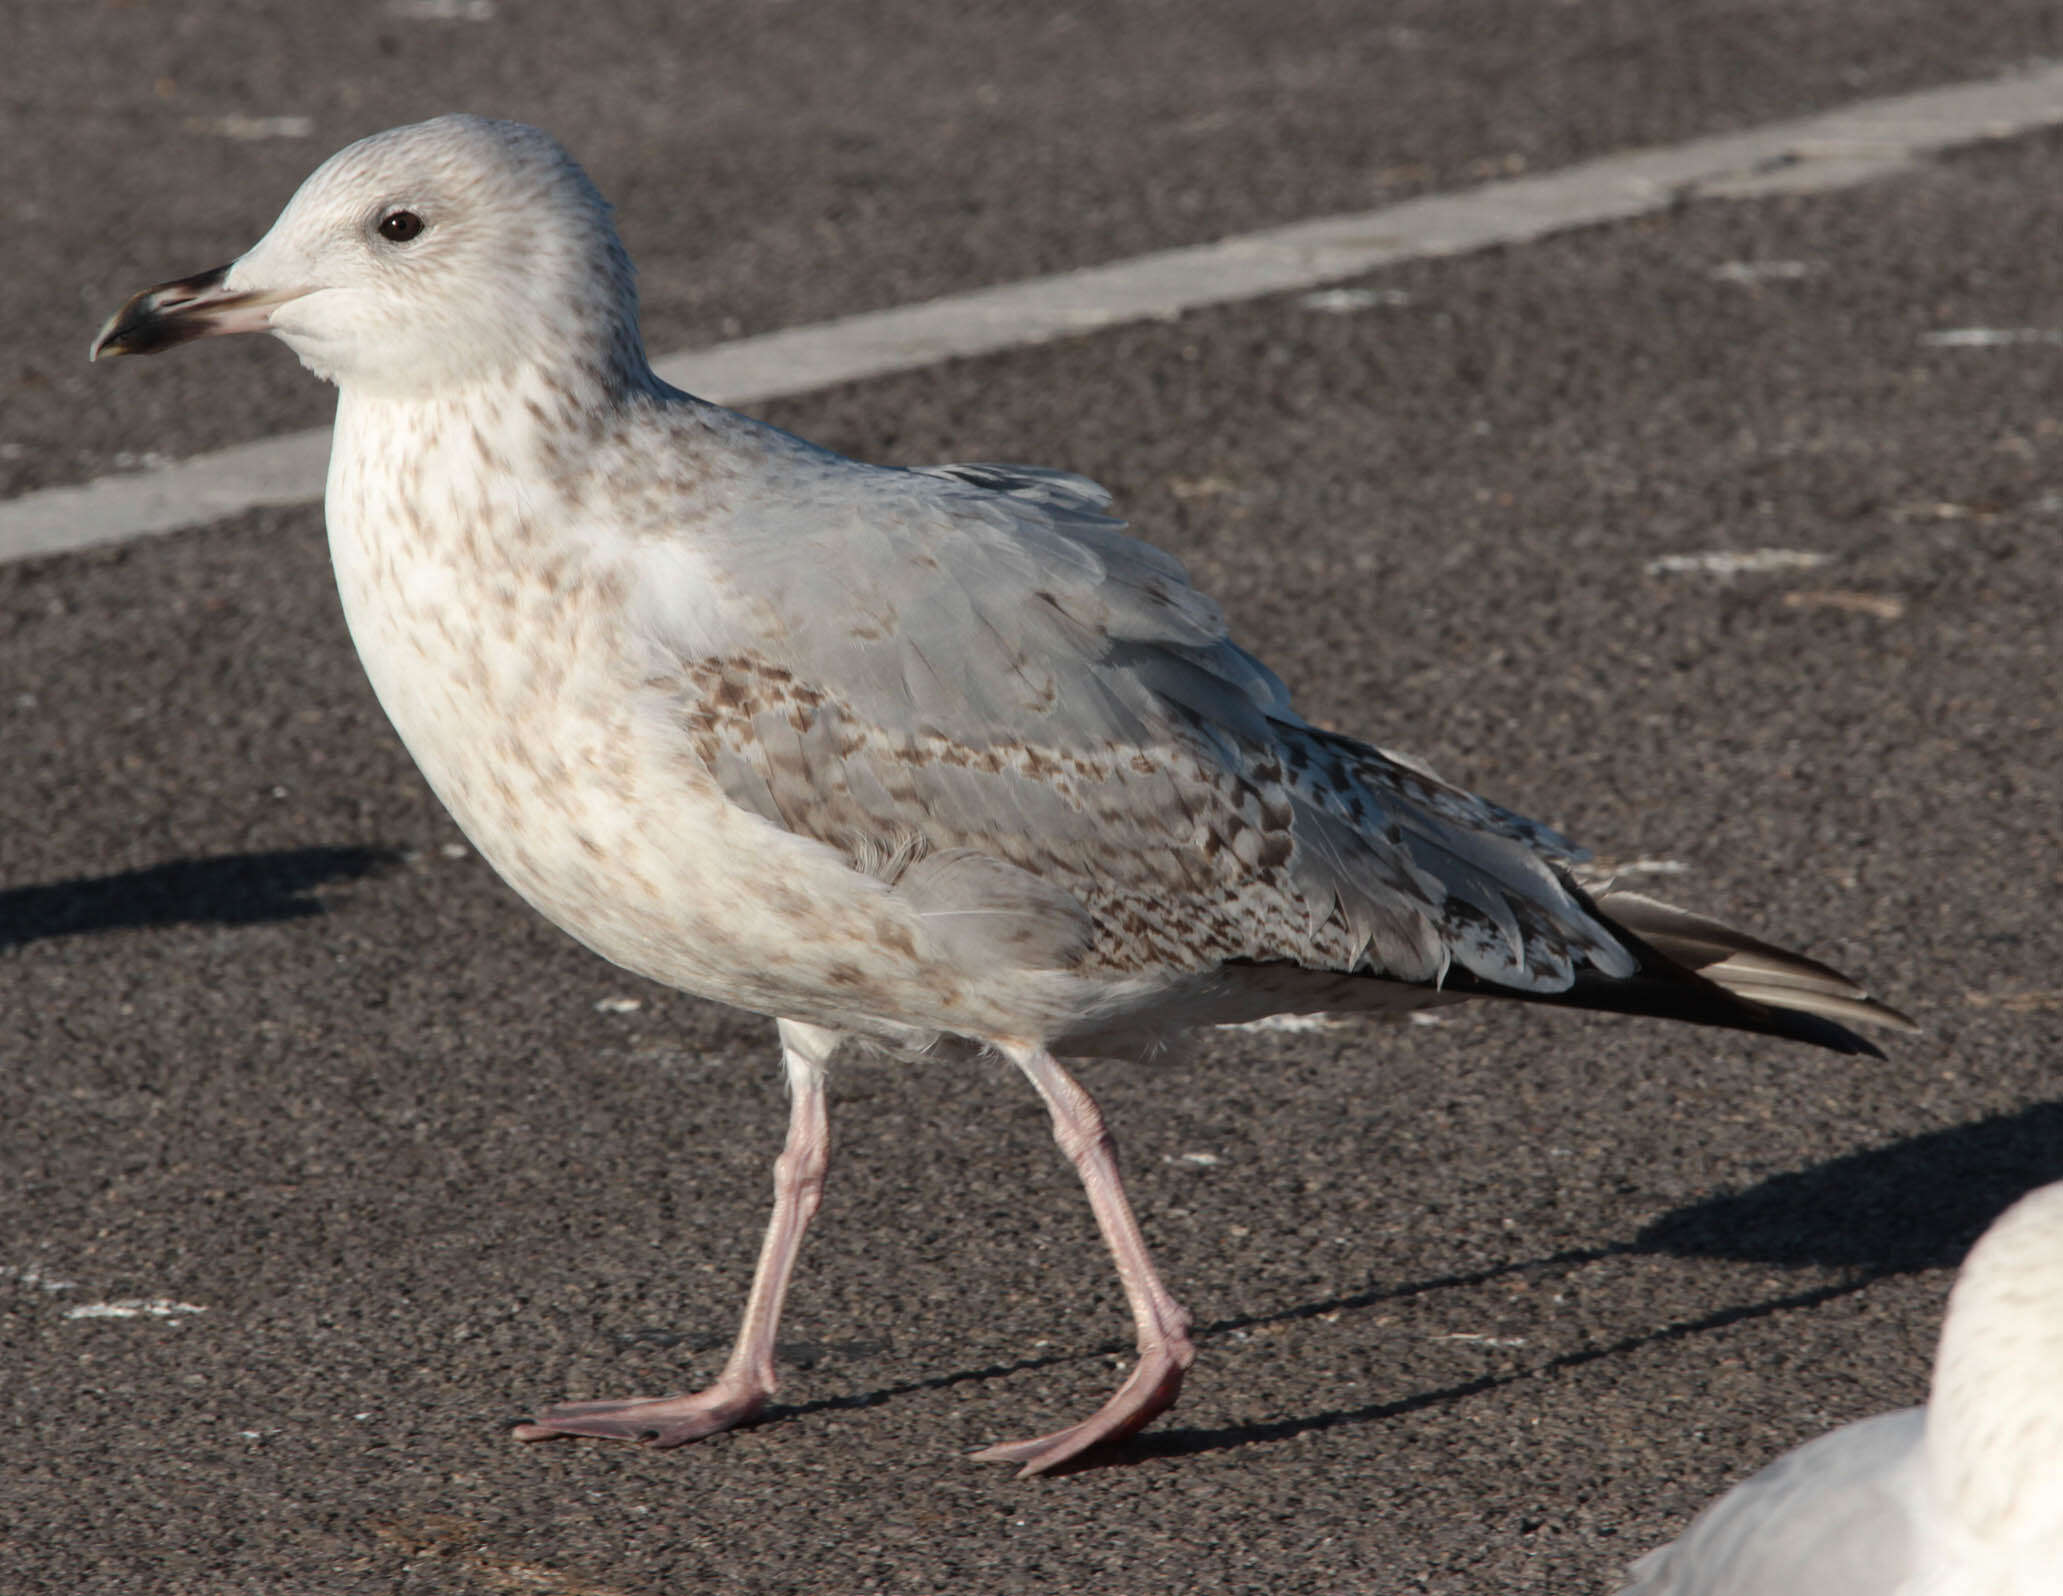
[971,1347,1187,1475]
[512,1388,765,1448]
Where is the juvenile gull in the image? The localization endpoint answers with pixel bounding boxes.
[1619,1181,2063,1595]
[92,115,1913,1474]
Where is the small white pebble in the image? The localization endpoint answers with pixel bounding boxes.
[1709,260,1814,284]
[1,1263,78,1292]
[64,1299,207,1320]
[1646,548,1831,578]
[1922,327,2063,348]
[185,115,314,142]
[1227,1012,1346,1034]
[1607,857,1691,879]
[385,0,497,18]
[1298,286,1412,313]
[1782,589,1905,621]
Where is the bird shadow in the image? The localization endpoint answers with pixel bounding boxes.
[1632,1098,2063,1274]
[761,1099,2063,1472]
[0,846,400,951]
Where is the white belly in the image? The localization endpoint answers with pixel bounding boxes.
[319,402,1012,1041]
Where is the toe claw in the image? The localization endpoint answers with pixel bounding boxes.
[972,1344,1188,1475]
[511,1385,768,1448]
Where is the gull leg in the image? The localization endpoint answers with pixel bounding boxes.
[513,1019,837,1448]
[972,1043,1195,1475]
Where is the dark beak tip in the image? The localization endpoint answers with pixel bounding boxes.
[88,316,132,363]
[89,298,159,362]
[89,264,241,364]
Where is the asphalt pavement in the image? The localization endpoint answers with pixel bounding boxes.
[5,5,2063,1593]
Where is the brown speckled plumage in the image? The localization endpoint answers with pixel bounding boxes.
[94,115,1913,1474]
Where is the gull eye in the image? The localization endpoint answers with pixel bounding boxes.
[377,209,425,243]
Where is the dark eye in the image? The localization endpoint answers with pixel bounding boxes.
[377,210,424,243]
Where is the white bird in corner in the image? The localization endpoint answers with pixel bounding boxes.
[1620,1180,2063,1595]
[92,115,1912,1475]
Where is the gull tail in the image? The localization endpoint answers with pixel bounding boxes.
[1449,884,1918,1058]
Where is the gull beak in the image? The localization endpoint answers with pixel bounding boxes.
[89,265,302,361]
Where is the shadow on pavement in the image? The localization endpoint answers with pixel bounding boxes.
[1635,1100,2063,1273]
[0,845,401,950]
[762,1100,2063,1470]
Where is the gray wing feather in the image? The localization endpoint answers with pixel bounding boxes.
[892,847,1096,971]
[643,443,1626,988]
[912,461,1116,516]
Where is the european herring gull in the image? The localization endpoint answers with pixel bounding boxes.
[1620,1181,2063,1595]
[92,115,1912,1474]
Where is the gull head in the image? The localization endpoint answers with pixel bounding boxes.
[91,115,646,400]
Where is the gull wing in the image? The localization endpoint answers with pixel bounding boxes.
[624,429,1626,991]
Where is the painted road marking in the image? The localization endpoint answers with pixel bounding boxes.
[6,61,2063,565]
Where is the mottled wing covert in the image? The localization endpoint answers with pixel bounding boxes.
[634,446,1627,989]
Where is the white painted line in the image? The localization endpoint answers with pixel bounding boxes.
[7,61,2063,566]
[2,428,332,563]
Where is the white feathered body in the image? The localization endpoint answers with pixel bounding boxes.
[319,355,1649,1059]
[326,378,1041,1048]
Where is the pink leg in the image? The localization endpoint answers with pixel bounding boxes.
[513,1019,836,1448]
[971,1043,1196,1475]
